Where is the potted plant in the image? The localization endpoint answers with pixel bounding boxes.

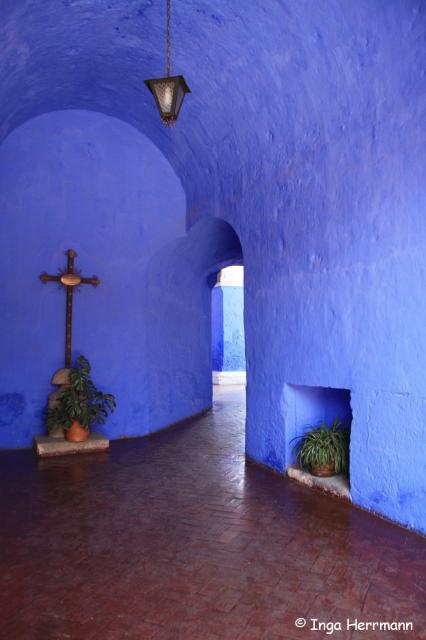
[294,418,349,477]
[46,355,116,443]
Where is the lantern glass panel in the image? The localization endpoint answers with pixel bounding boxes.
[153,79,176,115]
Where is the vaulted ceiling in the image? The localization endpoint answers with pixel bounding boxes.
[0,1,423,224]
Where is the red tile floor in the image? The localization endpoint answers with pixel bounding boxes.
[1,386,425,640]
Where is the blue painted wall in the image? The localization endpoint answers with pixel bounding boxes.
[212,285,245,372]
[211,287,224,371]
[0,111,243,446]
[0,110,189,447]
[0,1,425,533]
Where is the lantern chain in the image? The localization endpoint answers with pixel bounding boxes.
[166,0,171,77]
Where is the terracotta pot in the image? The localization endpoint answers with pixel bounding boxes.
[311,461,336,477]
[66,421,89,443]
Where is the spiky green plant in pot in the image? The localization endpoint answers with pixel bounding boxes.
[46,355,116,442]
[295,418,350,477]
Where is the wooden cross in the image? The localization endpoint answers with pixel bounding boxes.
[40,249,100,368]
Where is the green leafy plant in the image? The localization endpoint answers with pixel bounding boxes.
[294,418,350,474]
[46,355,116,433]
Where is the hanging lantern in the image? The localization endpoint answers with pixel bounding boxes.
[145,75,190,125]
[145,0,191,125]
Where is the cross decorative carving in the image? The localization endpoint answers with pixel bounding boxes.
[40,249,100,368]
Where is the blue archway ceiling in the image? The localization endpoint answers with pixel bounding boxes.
[1,0,423,225]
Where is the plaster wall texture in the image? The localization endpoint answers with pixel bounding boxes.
[0,1,425,532]
[211,287,223,372]
[212,286,246,372]
[0,110,194,446]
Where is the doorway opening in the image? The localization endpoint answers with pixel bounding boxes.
[211,266,246,387]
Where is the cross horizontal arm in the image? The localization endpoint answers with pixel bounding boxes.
[80,276,100,287]
[40,273,61,283]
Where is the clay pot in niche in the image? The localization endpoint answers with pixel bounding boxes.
[310,461,336,477]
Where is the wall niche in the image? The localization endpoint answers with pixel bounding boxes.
[283,384,352,498]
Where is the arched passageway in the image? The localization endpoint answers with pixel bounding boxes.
[0,108,249,450]
[211,266,246,386]
[144,217,246,435]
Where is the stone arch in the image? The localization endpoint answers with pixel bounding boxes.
[143,216,246,432]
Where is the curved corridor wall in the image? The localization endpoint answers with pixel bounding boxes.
[0,112,243,449]
[0,110,192,447]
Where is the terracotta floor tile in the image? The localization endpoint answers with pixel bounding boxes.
[0,386,425,640]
